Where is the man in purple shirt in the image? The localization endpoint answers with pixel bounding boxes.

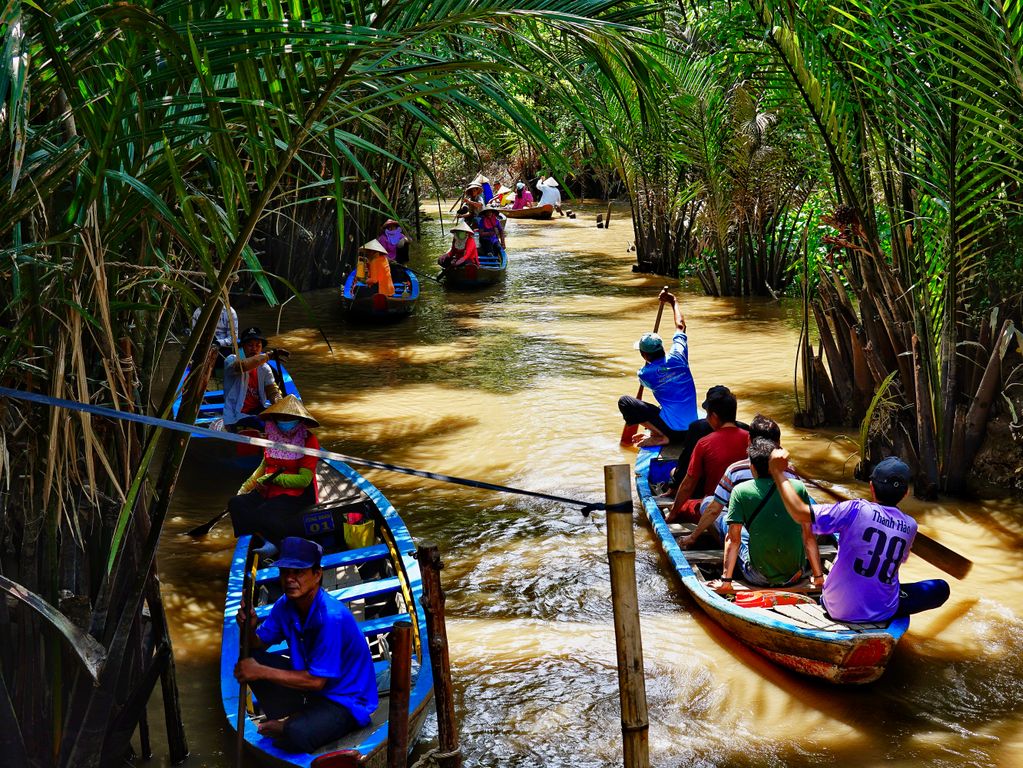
[769,451,950,622]
[235,537,378,752]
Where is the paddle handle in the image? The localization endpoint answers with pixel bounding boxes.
[235,547,258,768]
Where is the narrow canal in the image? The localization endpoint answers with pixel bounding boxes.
[151,202,1023,767]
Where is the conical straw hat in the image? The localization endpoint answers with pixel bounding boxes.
[451,221,475,234]
[260,395,319,427]
[361,239,388,254]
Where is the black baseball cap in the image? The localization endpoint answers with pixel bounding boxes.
[702,385,733,410]
[239,326,268,344]
[870,457,911,492]
[275,537,323,569]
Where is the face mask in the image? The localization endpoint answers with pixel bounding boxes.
[453,233,468,245]
[385,228,403,245]
[276,419,300,432]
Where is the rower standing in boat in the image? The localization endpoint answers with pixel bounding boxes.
[223,326,286,432]
[235,536,379,753]
[228,396,320,553]
[768,450,951,621]
[706,438,823,594]
[536,176,563,215]
[456,182,486,225]
[617,288,699,448]
[477,206,506,259]
[191,301,238,362]
[360,239,395,297]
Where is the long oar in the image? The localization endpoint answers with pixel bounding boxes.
[235,545,258,768]
[620,291,668,446]
[186,469,283,537]
[801,476,972,579]
[402,264,444,284]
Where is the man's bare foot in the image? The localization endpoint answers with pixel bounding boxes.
[257,718,287,738]
[635,432,669,448]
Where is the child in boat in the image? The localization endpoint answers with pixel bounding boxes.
[769,450,951,622]
[477,207,505,258]
[438,221,478,269]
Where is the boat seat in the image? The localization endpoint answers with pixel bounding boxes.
[255,576,402,619]
[263,613,414,655]
[255,543,391,584]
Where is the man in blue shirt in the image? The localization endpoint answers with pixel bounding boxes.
[618,288,699,447]
[235,537,378,753]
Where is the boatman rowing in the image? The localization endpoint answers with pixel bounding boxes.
[617,288,699,448]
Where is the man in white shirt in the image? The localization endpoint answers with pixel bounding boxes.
[536,177,563,215]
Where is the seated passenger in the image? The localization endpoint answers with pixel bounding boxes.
[438,221,479,269]
[477,207,505,258]
[665,386,749,522]
[456,182,485,224]
[679,414,799,549]
[617,288,698,447]
[228,395,320,548]
[512,182,534,210]
[223,326,285,432]
[235,536,379,753]
[708,438,822,594]
[769,451,951,622]
[377,219,411,264]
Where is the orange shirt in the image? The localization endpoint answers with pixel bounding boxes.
[367,254,394,296]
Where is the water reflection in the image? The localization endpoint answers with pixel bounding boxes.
[146,201,1022,767]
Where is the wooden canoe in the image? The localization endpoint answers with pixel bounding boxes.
[221,459,434,767]
[635,445,909,684]
[442,245,507,289]
[499,204,554,220]
[171,361,300,468]
[341,263,419,318]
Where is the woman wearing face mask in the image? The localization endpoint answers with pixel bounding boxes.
[377,219,411,264]
[228,395,321,554]
[438,220,478,270]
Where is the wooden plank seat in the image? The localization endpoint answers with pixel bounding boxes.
[255,543,391,584]
[263,613,413,656]
[255,576,402,619]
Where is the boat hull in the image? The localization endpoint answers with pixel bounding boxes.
[220,459,434,766]
[635,447,908,684]
[500,204,554,220]
[443,246,507,289]
[341,265,419,318]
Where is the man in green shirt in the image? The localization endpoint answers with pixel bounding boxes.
[708,438,824,594]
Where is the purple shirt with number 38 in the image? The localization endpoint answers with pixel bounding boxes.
[811,499,917,622]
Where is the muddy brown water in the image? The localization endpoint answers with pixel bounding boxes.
[147,201,1023,767]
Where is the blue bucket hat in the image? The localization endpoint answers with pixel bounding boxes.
[870,457,911,493]
[275,537,323,569]
[634,332,664,354]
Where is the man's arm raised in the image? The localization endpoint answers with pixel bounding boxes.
[768,448,812,525]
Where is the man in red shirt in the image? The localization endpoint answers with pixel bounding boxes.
[665,386,749,524]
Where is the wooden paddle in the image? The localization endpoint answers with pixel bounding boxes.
[800,476,973,579]
[620,291,669,446]
[235,545,258,768]
[186,469,283,537]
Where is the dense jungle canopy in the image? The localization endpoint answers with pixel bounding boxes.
[0,1,1021,766]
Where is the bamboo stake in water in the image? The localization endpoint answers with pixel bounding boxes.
[604,464,649,768]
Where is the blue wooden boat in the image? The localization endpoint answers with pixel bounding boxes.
[341,263,419,318]
[221,459,433,767]
[635,445,910,684]
[442,245,507,289]
[171,360,299,467]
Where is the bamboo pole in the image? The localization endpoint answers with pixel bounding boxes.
[417,544,462,768]
[386,620,413,768]
[604,464,649,768]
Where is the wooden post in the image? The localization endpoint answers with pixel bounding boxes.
[417,544,462,768]
[386,620,413,768]
[604,464,649,768]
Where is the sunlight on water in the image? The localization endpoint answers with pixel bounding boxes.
[146,201,1023,767]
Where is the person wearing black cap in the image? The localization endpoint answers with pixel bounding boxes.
[768,450,951,622]
[666,385,750,524]
[235,536,378,753]
[223,326,287,432]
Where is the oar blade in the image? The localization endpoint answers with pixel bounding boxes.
[911,532,972,580]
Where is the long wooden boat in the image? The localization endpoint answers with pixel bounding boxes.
[442,246,507,289]
[499,203,554,220]
[341,263,419,318]
[171,361,300,468]
[221,459,434,767]
[635,445,909,684]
